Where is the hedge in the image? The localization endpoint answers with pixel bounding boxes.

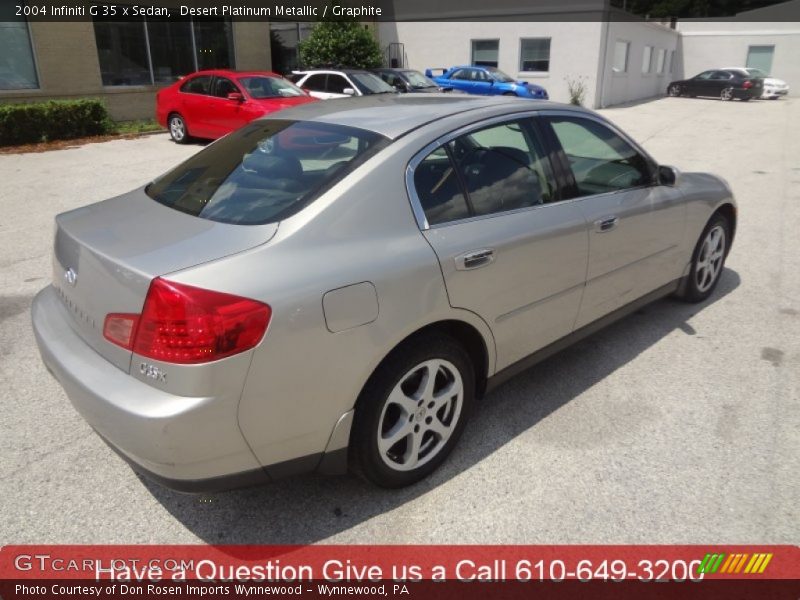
[0,99,114,146]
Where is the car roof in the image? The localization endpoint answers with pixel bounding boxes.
[259,94,583,140]
[294,68,373,75]
[186,69,283,79]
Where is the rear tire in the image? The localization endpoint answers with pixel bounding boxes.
[678,214,730,303]
[168,113,191,144]
[350,334,475,488]
[720,87,734,101]
[502,92,517,97]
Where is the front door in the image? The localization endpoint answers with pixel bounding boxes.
[207,76,248,136]
[411,116,589,370]
[541,113,686,328]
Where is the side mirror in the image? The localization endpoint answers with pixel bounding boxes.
[227,92,244,102]
[342,87,356,96]
[658,165,681,186]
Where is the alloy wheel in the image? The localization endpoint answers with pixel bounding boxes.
[668,84,681,97]
[720,87,733,101]
[169,116,186,142]
[695,225,726,293]
[377,359,463,472]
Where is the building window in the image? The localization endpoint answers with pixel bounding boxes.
[612,40,629,73]
[642,45,653,74]
[668,49,675,73]
[519,38,550,72]
[471,39,499,67]
[656,48,666,74]
[93,13,235,86]
[0,17,39,90]
[270,21,313,74]
[746,45,774,75]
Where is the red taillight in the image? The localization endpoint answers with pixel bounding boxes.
[743,80,753,89]
[103,313,139,350]
[105,278,271,364]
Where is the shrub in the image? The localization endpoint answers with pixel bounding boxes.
[299,20,383,70]
[0,99,113,146]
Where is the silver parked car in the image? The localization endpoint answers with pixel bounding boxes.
[32,96,736,489]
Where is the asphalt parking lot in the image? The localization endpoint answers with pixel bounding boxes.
[1,96,798,545]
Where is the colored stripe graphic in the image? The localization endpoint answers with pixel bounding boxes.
[699,552,773,575]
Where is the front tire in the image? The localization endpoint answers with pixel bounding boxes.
[351,334,475,488]
[679,214,730,303]
[668,84,682,97]
[168,113,190,144]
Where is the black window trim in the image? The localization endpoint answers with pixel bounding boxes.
[405,111,567,231]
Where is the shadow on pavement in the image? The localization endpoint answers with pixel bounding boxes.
[141,269,740,546]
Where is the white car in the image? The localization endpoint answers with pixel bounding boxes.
[289,69,396,99]
[723,67,789,99]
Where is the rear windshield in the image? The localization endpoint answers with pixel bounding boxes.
[146,120,388,225]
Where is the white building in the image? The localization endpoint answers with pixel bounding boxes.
[378,0,799,108]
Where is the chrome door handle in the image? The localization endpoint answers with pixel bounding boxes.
[595,216,619,232]
[455,248,495,270]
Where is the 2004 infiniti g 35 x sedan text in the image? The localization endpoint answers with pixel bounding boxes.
[32,95,736,490]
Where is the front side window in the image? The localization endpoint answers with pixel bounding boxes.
[613,41,629,73]
[471,40,499,68]
[180,75,213,95]
[146,121,388,225]
[547,117,652,196]
[0,17,38,90]
[326,74,350,94]
[414,119,555,226]
[520,38,551,72]
[213,77,240,98]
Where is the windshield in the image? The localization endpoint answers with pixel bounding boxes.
[746,68,768,78]
[403,70,437,88]
[146,120,388,225]
[239,76,306,99]
[486,67,515,83]
[350,72,396,94]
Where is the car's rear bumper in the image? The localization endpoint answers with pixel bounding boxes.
[31,285,271,492]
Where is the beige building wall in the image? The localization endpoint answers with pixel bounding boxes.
[0,17,272,121]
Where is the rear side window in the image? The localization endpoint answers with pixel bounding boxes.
[413,119,554,226]
[546,116,652,196]
[180,75,212,95]
[146,120,388,225]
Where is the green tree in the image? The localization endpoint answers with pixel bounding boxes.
[298,20,383,69]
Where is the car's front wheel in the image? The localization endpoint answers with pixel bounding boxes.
[351,334,475,487]
[679,214,730,303]
[168,113,191,144]
[668,84,682,97]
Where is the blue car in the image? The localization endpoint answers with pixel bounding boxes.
[425,66,548,99]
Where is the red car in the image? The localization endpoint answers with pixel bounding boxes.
[156,69,318,144]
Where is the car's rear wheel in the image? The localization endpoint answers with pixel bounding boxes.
[502,92,516,96]
[668,84,682,97]
[168,113,190,144]
[720,87,734,101]
[679,214,730,303]
[351,334,474,488]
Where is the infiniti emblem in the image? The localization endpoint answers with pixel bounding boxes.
[64,267,78,287]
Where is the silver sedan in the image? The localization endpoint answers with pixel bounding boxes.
[32,95,736,489]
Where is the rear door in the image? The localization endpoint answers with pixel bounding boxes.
[410,115,589,370]
[446,69,473,93]
[541,112,686,328]
[177,74,214,138]
[472,69,495,95]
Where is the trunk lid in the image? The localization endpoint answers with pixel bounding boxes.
[52,187,277,372]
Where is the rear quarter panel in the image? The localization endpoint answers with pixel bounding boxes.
[167,130,496,468]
